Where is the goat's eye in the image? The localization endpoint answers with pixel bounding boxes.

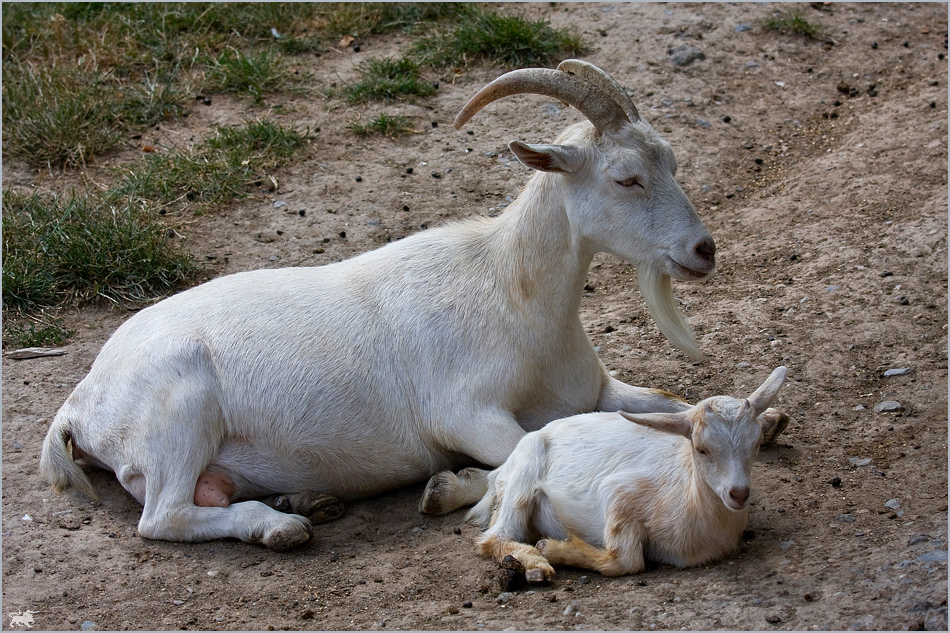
[616,176,643,189]
[696,446,708,456]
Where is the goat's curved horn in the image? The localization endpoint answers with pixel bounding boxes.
[556,59,640,123]
[454,66,630,135]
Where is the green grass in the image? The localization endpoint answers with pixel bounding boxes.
[411,8,586,68]
[4,318,74,349]
[1,63,183,168]
[348,113,415,138]
[343,57,436,103]
[113,119,311,212]
[320,3,476,39]
[207,49,291,99]
[760,10,823,39]
[2,190,198,310]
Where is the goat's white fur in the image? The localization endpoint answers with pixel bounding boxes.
[467,367,788,580]
[40,66,720,550]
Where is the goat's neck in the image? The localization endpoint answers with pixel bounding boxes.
[491,174,593,319]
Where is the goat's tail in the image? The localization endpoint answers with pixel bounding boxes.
[638,262,704,362]
[39,413,100,502]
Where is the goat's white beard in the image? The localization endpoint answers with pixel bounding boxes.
[638,263,704,362]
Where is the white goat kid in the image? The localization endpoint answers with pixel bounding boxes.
[467,367,788,581]
[40,60,776,550]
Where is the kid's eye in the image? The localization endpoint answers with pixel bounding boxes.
[696,446,708,456]
[616,176,643,188]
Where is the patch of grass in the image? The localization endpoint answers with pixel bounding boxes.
[348,113,414,138]
[207,49,291,98]
[343,57,436,103]
[320,3,476,39]
[114,119,310,211]
[411,9,586,68]
[2,190,198,310]
[4,318,74,348]
[760,10,823,39]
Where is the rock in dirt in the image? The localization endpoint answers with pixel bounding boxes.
[668,44,705,66]
[884,367,914,377]
[874,401,904,413]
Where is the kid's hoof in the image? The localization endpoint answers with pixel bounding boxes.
[761,408,790,445]
[525,568,547,583]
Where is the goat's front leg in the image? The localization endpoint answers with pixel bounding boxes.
[419,408,524,515]
[478,534,556,583]
[420,467,490,515]
[599,376,789,444]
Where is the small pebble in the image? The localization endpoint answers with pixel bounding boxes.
[908,533,931,546]
[355,176,362,182]
[849,457,872,467]
[81,621,96,631]
[830,477,842,487]
[884,498,901,511]
[577,575,590,585]
[766,615,782,624]
[462,601,473,609]
[453,527,462,535]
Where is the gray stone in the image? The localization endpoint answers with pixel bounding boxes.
[849,457,872,467]
[884,498,901,511]
[735,23,752,32]
[669,45,705,67]
[80,622,96,631]
[836,513,854,523]
[874,400,904,413]
[883,367,914,377]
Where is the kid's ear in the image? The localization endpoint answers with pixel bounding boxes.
[509,140,583,174]
[618,410,692,438]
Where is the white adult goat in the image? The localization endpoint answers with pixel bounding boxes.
[40,60,775,551]
[467,366,788,581]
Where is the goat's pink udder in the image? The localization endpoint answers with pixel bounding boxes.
[194,471,235,507]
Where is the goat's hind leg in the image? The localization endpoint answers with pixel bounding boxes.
[129,348,311,550]
[261,491,344,525]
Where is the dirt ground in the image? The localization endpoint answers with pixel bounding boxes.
[3,3,948,631]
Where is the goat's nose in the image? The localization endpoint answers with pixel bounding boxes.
[729,486,750,507]
[694,236,717,264]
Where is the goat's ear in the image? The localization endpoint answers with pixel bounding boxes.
[745,366,787,418]
[617,410,692,438]
[509,140,583,174]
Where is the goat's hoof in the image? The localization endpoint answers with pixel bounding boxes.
[263,518,312,552]
[419,471,456,515]
[525,568,547,583]
[761,408,790,445]
[294,491,344,525]
[261,494,292,513]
